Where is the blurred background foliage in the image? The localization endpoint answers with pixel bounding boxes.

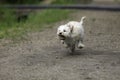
[0,0,82,39]
[0,0,119,39]
[0,0,92,4]
[52,0,92,4]
[0,0,43,4]
[0,0,92,24]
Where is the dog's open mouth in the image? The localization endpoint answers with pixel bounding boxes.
[59,35,66,40]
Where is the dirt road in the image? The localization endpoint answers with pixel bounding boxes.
[0,10,120,80]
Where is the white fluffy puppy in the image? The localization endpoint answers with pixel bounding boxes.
[57,16,86,53]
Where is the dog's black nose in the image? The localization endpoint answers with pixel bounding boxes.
[59,32,62,35]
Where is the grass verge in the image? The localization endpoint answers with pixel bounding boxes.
[0,9,71,40]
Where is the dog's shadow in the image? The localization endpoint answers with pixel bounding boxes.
[65,48,90,55]
[66,48,120,56]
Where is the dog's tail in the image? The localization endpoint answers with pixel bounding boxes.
[80,16,86,25]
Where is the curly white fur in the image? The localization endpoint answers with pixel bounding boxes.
[57,16,86,53]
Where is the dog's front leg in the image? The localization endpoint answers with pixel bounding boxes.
[67,44,75,53]
[61,40,69,48]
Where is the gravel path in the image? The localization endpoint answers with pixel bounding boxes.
[0,10,120,80]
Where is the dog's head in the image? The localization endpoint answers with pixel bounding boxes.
[57,24,73,40]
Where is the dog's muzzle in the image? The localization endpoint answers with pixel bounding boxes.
[58,34,66,40]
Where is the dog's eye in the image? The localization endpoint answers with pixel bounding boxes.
[63,30,66,32]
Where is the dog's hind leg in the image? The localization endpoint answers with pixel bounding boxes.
[78,39,85,49]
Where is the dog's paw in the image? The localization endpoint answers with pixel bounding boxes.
[78,43,85,49]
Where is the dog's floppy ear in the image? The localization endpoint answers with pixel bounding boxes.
[68,24,74,33]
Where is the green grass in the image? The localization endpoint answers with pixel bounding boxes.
[28,10,70,25]
[0,9,71,40]
[52,0,92,4]
[52,0,75,4]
